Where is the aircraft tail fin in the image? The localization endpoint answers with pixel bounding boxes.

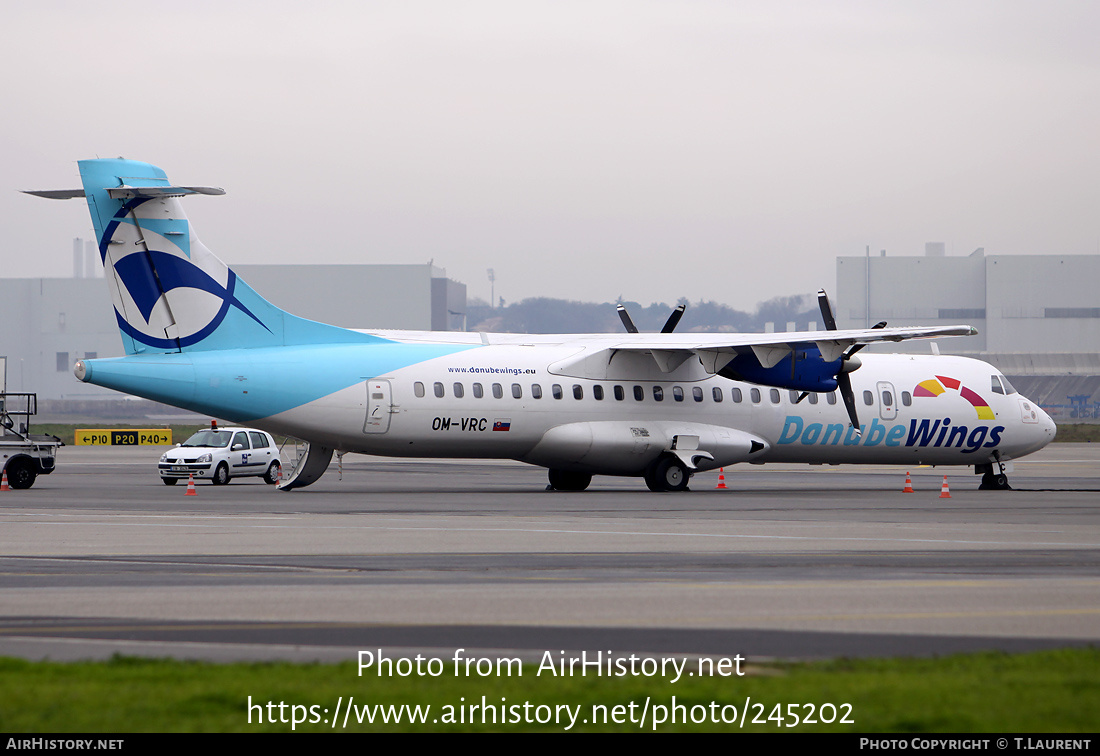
[30,158,381,355]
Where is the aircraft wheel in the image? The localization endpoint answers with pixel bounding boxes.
[212,463,230,486]
[162,477,178,486]
[981,472,1012,491]
[645,457,690,492]
[5,459,36,490]
[644,467,665,492]
[547,469,591,491]
[264,461,281,485]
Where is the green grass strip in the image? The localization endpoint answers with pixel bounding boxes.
[1,648,1097,732]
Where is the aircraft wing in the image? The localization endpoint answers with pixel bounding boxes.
[608,324,978,373]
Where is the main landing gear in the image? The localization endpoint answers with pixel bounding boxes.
[644,456,691,492]
[547,457,694,492]
[546,469,592,491]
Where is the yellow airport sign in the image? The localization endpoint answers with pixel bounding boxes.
[75,429,173,446]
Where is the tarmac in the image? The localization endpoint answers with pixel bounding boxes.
[1,442,1097,663]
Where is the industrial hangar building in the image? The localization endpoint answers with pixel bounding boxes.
[0,254,465,414]
[837,248,1100,420]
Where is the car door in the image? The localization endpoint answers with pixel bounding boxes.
[229,431,253,475]
[249,431,274,472]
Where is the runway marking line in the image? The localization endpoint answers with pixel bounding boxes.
[3,519,1100,548]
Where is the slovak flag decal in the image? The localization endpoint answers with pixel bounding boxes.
[492,419,511,432]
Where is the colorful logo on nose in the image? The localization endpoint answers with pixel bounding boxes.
[914,375,995,420]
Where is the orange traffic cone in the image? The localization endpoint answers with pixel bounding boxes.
[939,476,951,499]
[903,472,914,493]
[715,468,728,489]
[0,469,8,491]
[185,473,197,496]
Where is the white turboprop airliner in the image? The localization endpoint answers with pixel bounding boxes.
[28,159,1055,492]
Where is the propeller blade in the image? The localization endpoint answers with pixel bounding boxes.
[795,391,809,404]
[661,304,686,333]
[837,372,861,434]
[616,304,639,334]
[817,289,837,331]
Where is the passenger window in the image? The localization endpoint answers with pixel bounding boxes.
[826,392,837,405]
[863,390,873,406]
[414,381,425,398]
[633,386,644,401]
[433,382,444,398]
[492,383,503,399]
[882,390,893,406]
[789,390,800,403]
[453,382,464,398]
[673,386,684,402]
[712,387,723,402]
[770,389,781,404]
[473,382,484,398]
[731,387,742,403]
[901,391,912,406]
[573,385,583,400]
[614,385,625,401]
[552,384,563,399]
[750,388,761,403]
[808,393,818,405]
[593,385,604,400]
[512,383,522,399]
[692,387,704,402]
[531,384,543,399]
[231,431,250,450]
[651,386,663,402]
[249,432,269,448]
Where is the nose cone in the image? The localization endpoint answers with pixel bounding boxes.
[1039,405,1057,443]
[1012,401,1057,458]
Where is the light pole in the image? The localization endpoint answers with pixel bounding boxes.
[487,268,495,309]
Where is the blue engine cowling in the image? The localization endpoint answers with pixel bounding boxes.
[718,345,841,392]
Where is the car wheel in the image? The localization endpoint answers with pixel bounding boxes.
[212,463,230,486]
[263,461,281,485]
[6,459,36,490]
[162,477,178,486]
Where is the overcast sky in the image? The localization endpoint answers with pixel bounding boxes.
[4,1,1098,309]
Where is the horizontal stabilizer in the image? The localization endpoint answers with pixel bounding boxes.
[106,185,225,199]
[24,186,224,200]
[23,189,86,200]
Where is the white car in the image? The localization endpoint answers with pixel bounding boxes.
[159,426,281,485]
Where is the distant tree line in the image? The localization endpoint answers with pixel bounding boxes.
[466,294,821,334]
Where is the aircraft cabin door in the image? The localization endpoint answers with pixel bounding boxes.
[364,380,393,434]
[877,381,897,421]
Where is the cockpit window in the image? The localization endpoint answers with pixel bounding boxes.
[997,374,1017,394]
[991,375,1004,395]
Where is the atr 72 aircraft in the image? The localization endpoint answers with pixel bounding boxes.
[28,159,1055,492]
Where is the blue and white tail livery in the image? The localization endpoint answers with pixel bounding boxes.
[29,159,1055,491]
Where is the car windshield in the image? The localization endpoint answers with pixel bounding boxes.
[181,430,233,448]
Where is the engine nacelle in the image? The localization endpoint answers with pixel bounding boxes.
[718,345,842,392]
